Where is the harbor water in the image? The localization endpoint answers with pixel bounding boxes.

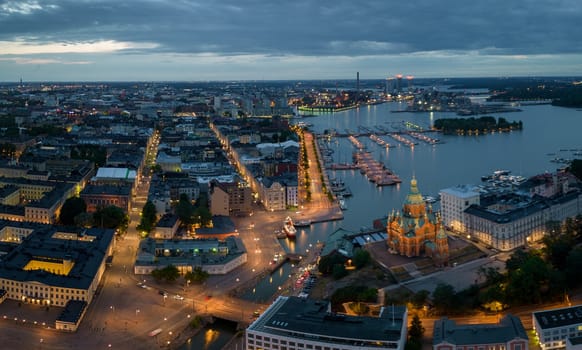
[244,101,582,302]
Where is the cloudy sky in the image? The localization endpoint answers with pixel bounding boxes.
[1,0,581,82]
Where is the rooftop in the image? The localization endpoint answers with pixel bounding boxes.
[533,305,582,330]
[248,296,406,345]
[433,314,528,345]
[0,221,115,290]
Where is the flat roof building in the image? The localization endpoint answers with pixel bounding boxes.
[246,296,407,350]
[433,314,528,350]
[533,305,582,350]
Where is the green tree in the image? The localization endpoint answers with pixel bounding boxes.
[184,267,210,284]
[432,283,456,315]
[137,200,157,235]
[410,290,430,309]
[318,254,346,275]
[332,264,347,280]
[353,249,371,269]
[505,249,533,273]
[70,145,107,167]
[477,266,504,285]
[543,230,574,270]
[505,254,550,305]
[151,265,180,283]
[408,314,424,339]
[93,205,129,231]
[59,197,87,226]
[176,193,195,225]
[566,248,582,288]
[74,212,94,228]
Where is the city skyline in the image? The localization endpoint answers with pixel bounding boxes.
[1,0,582,82]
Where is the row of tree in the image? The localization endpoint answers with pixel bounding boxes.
[150,265,209,284]
[59,196,129,232]
[403,217,582,316]
[433,116,523,134]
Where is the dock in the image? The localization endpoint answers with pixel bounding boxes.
[353,151,401,186]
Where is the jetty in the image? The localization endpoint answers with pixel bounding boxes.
[387,133,417,148]
[407,131,441,145]
[353,151,401,186]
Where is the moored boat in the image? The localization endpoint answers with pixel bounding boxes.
[283,216,297,239]
[295,220,311,227]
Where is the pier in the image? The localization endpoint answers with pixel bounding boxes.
[353,151,401,186]
[407,131,441,144]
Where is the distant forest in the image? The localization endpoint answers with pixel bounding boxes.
[446,77,582,108]
[433,116,523,135]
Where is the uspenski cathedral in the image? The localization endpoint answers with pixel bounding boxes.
[386,178,449,266]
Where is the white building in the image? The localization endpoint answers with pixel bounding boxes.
[464,190,581,251]
[439,185,480,232]
[533,305,582,350]
[246,296,408,350]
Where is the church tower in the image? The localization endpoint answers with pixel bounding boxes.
[387,178,449,266]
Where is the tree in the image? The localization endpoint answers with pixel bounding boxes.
[406,314,424,350]
[74,212,94,228]
[151,265,180,283]
[477,266,504,286]
[505,255,550,305]
[505,249,532,273]
[93,205,128,231]
[332,264,347,280]
[176,193,195,225]
[353,249,371,269]
[566,248,582,288]
[184,267,210,284]
[432,283,456,315]
[59,197,87,226]
[137,200,157,235]
[543,230,574,270]
[318,254,346,275]
[410,290,430,309]
[408,314,424,339]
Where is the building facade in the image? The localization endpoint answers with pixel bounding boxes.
[440,185,481,232]
[463,190,581,251]
[209,180,253,217]
[0,221,115,310]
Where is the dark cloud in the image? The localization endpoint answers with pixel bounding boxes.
[0,0,581,57]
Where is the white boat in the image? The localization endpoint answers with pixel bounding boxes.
[423,196,437,203]
[283,216,297,239]
[339,199,348,210]
[330,178,346,193]
[295,220,311,227]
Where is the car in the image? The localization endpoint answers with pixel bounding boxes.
[252,310,260,317]
[173,294,184,300]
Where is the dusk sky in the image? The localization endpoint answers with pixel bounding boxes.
[1,0,581,82]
